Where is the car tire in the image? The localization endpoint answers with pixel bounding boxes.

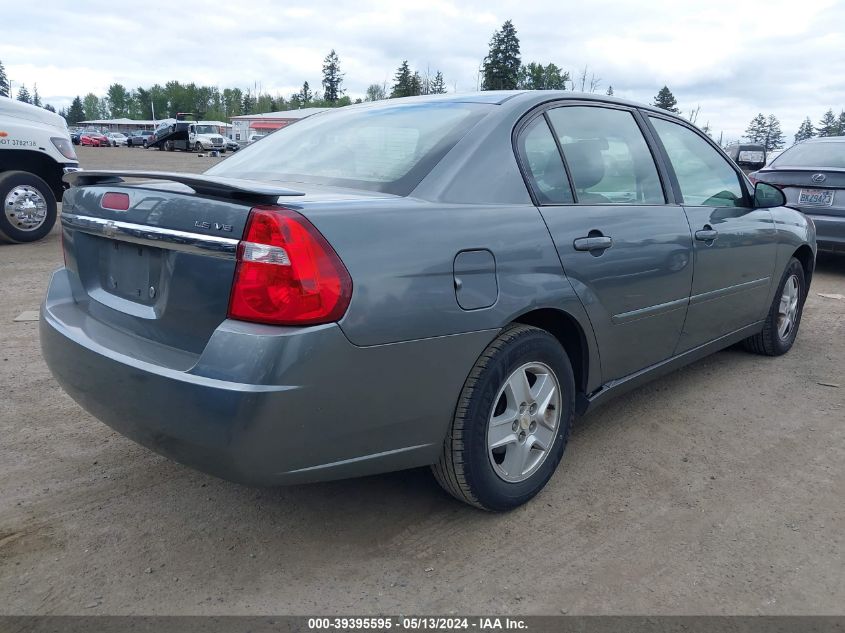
[142,140,148,149]
[0,171,58,244]
[432,324,575,511]
[743,257,806,356]
[194,142,203,152]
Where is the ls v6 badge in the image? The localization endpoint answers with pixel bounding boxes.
[194,220,233,232]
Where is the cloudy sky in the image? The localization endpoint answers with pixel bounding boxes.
[3,0,844,141]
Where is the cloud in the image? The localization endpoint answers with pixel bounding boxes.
[2,0,844,140]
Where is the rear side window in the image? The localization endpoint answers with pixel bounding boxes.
[518,117,574,204]
[208,102,490,195]
[650,117,745,207]
[546,106,665,204]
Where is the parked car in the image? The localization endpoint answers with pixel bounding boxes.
[42,92,816,511]
[750,136,844,253]
[107,132,128,147]
[248,133,266,143]
[126,130,155,148]
[725,142,766,174]
[79,129,110,147]
[70,129,82,145]
[225,138,240,152]
[0,98,78,243]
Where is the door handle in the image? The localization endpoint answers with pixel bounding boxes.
[573,236,613,252]
[695,227,718,241]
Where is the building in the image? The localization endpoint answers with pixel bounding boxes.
[77,118,157,132]
[229,108,329,141]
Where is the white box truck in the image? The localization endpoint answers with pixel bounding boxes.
[0,97,79,242]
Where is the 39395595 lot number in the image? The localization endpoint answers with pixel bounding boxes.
[308,617,473,630]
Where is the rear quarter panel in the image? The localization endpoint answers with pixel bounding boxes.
[294,197,602,392]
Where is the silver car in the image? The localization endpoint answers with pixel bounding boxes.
[41,92,815,510]
[751,136,844,254]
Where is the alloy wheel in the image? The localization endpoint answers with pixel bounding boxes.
[487,362,561,483]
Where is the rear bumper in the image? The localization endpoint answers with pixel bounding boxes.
[804,211,845,252]
[40,268,493,485]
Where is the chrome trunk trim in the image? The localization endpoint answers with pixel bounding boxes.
[61,212,239,260]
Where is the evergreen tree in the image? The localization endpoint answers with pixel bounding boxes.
[298,81,312,104]
[482,20,521,90]
[67,96,84,124]
[241,91,256,115]
[365,83,386,101]
[430,71,447,94]
[744,113,767,144]
[518,62,568,90]
[16,84,31,104]
[606,85,614,96]
[653,86,679,112]
[816,109,838,137]
[106,83,130,118]
[32,84,41,107]
[82,93,100,121]
[0,59,8,97]
[794,117,815,143]
[763,114,785,150]
[43,103,55,113]
[390,61,414,98]
[837,111,845,136]
[410,72,423,96]
[321,49,344,103]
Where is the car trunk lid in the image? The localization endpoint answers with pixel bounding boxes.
[757,167,845,216]
[59,172,306,357]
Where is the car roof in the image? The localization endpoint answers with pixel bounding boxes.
[801,136,845,143]
[356,90,693,122]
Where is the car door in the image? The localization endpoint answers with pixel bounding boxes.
[646,115,778,353]
[517,103,694,383]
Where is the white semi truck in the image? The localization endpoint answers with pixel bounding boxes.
[0,97,79,243]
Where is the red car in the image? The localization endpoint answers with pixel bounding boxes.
[80,129,110,147]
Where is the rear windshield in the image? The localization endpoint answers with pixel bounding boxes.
[772,141,845,168]
[206,102,490,194]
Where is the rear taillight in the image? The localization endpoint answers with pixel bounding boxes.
[227,206,352,326]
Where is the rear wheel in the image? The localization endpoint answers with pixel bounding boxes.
[432,324,575,511]
[0,171,58,243]
[743,257,806,356]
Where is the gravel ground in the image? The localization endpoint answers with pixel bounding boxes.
[1,146,843,615]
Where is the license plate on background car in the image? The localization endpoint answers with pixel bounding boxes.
[798,188,834,206]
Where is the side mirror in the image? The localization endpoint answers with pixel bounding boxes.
[754,182,786,208]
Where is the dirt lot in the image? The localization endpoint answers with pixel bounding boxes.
[1,146,843,615]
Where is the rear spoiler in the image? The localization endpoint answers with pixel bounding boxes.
[63,170,304,204]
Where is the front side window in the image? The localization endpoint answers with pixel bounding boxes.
[518,117,574,204]
[650,117,745,207]
[547,106,664,204]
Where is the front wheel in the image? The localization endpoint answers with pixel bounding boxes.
[0,171,58,243]
[743,257,807,356]
[432,324,575,511]
[194,142,203,152]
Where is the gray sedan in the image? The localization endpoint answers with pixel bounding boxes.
[750,136,844,254]
[41,92,816,510]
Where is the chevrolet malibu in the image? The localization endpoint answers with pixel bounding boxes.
[41,92,816,510]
